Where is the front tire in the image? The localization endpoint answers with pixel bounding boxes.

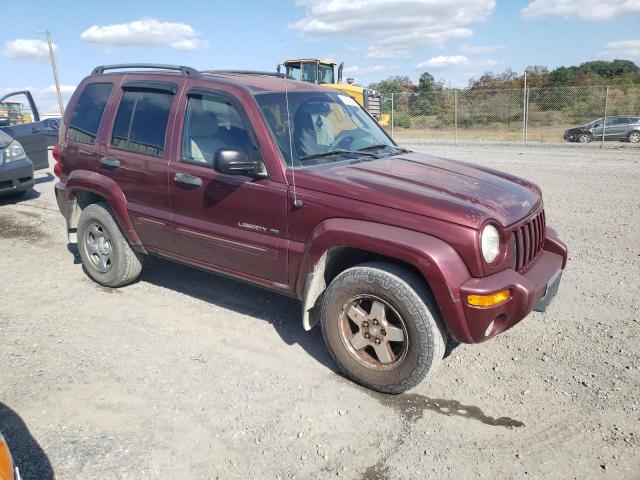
[320,262,447,394]
[77,202,142,287]
[627,131,640,144]
[578,133,592,143]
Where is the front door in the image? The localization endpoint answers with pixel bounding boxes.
[168,89,289,285]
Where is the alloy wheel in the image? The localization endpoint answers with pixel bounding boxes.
[337,295,409,371]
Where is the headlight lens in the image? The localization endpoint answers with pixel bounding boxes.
[481,224,500,264]
[2,140,27,163]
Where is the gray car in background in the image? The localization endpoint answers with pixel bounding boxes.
[564,116,640,143]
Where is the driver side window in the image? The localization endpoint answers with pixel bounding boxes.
[181,94,254,166]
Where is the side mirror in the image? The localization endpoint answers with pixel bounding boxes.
[277,64,281,74]
[337,62,344,83]
[214,148,266,178]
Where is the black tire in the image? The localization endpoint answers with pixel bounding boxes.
[320,262,447,394]
[77,202,142,287]
[627,131,640,144]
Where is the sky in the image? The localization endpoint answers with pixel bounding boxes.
[1,0,639,115]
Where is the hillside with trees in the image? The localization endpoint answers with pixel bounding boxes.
[368,59,640,131]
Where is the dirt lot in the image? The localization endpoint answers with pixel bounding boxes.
[1,144,639,479]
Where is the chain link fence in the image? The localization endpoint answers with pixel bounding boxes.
[380,85,640,146]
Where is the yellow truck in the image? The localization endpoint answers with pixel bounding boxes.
[279,59,389,125]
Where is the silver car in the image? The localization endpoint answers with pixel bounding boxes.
[564,116,640,143]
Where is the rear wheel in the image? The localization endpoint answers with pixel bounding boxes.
[627,131,640,144]
[77,202,142,287]
[320,262,446,394]
[578,133,592,143]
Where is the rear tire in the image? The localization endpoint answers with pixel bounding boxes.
[320,262,447,394]
[77,202,142,287]
[627,131,640,144]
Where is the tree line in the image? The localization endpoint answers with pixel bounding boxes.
[368,59,639,129]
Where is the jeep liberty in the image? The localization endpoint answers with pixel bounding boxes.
[54,64,567,393]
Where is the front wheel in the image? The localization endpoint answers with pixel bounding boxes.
[627,131,640,144]
[320,262,447,394]
[578,133,592,143]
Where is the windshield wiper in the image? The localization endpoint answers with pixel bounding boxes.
[299,149,376,162]
[358,144,410,153]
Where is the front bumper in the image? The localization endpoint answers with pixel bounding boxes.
[443,228,567,344]
[0,157,34,195]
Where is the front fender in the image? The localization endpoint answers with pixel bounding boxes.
[60,170,142,245]
[296,219,473,341]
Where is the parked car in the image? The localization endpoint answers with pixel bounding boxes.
[0,130,35,198]
[0,91,51,170]
[564,116,640,143]
[54,64,567,393]
[0,431,20,480]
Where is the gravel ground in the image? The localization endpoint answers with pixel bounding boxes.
[0,144,638,479]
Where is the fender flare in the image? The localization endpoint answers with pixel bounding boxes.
[62,170,142,246]
[296,219,473,341]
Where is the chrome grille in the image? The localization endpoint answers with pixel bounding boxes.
[513,209,545,272]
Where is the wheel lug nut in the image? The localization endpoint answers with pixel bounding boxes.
[372,319,378,325]
[362,321,369,328]
[364,333,370,339]
[375,338,381,344]
[381,330,386,336]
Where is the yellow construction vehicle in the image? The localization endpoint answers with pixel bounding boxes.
[278,59,389,125]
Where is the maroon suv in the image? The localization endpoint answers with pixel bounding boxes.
[54,64,567,394]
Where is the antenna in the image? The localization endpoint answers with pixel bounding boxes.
[281,42,302,209]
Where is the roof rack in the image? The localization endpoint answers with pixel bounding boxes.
[91,63,199,77]
[202,70,293,79]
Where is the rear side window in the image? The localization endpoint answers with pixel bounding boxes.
[68,83,113,144]
[111,89,173,156]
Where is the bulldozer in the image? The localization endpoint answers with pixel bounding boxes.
[278,59,389,125]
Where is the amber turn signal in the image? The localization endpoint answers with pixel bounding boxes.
[467,289,511,307]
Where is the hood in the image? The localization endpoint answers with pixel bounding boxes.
[294,152,542,229]
[0,130,13,149]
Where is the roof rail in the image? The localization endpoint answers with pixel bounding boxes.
[91,64,199,76]
[202,70,293,79]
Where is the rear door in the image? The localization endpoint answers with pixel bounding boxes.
[99,76,184,252]
[167,87,289,285]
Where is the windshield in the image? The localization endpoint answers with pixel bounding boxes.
[255,91,398,168]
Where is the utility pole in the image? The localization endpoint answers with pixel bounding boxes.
[521,71,527,147]
[39,30,64,116]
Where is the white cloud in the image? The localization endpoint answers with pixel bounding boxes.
[366,45,412,59]
[343,65,390,75]
[522,0,640,21]
[292,0,496,57]
[460,44,506,54]
[80,18,208,51]
[600,39,640,59]
[2,39,55,61]
[416,55,469,69]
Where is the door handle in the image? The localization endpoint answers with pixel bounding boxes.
[100,156,121,170]
[174,172,203,188]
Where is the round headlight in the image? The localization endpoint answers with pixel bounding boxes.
[481,224,500,264]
